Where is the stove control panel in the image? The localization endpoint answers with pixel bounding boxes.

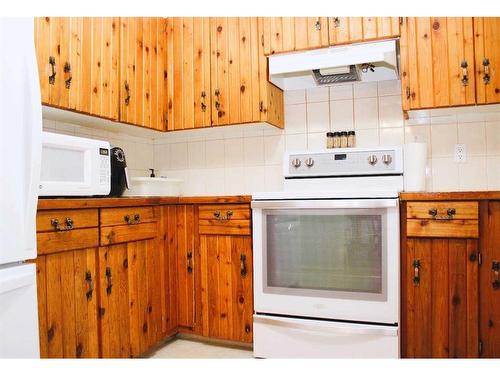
[286,146,403,177]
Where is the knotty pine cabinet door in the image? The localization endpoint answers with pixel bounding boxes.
[400,17,476,110]
[209,17,262,126]
[474,18,500,105]
[35,248,99,358]
[199,234,253,343]
[166,18,212,130]
[34,17,120,120]
[175,205,197,330]
[119,18,168,131]
[402,238,479,358]
[480,201,500,357]
[328,17,400,45]
[261,17,329,55]
[98,238,163,358]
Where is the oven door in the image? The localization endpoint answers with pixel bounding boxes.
[252,198,399,325]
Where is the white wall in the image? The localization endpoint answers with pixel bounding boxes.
[43,79,500,196]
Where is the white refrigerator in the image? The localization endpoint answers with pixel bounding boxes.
[0,18,42,358]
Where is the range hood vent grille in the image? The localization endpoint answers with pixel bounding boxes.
[312,65,360,85]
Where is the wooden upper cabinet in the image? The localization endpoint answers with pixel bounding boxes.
[262,17,329,55]
[474,18,500,105]
[328,17,400,45]
[119,17,168,131]
[210,17,262,126]
[400,17,476,110]
[166,17,211,130]
[34,17,120,120]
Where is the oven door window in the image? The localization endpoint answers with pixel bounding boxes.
[264,208,387,301]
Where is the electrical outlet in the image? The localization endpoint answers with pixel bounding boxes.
[454,144,467,163]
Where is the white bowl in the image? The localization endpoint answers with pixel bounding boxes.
[122,177,183,197]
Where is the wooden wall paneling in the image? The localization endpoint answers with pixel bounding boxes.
[480,201,500,357]
[474,18,500,104]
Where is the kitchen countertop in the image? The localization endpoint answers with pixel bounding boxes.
[399,191,500,201]
[37,191,500,210]
[37,195,252,210]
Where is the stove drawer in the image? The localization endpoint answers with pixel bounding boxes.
[253,315,399,358]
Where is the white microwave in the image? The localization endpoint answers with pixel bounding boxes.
[39,132,111,197]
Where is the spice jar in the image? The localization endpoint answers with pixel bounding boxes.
[326,132,334,149]
[340,131,348,148]
[333,132,340,148]
[347,131,356,147]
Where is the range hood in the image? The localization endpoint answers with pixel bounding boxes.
[268,39,399,90]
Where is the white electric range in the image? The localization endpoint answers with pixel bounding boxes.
[252,146,404,358]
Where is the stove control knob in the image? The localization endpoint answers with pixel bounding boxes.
[382,154,393,165]
[368,154,378,166]
[305,157,314,167]
[291,158,301,168]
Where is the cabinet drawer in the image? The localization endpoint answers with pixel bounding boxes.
[407,201,478,220]
[100,206,156,227]
[198,204,251,235]
[406,219,479,238]
[37,209,98,232]
[37,228,99,255]
[100,222,158,245]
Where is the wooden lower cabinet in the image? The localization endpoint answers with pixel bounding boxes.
[480,201,500,357]
[199,234,253,343]
[35,248,99,358]
[98,238,164,358]
[402,238,479,357]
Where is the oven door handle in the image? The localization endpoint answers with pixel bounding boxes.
[254,315,398,336]
[251,199,398,210]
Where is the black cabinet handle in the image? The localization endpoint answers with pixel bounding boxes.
[240,254,247,277]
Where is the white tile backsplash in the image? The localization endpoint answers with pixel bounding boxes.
[43,80,500,195]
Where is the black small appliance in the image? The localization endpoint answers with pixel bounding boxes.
[109,147,130,197]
